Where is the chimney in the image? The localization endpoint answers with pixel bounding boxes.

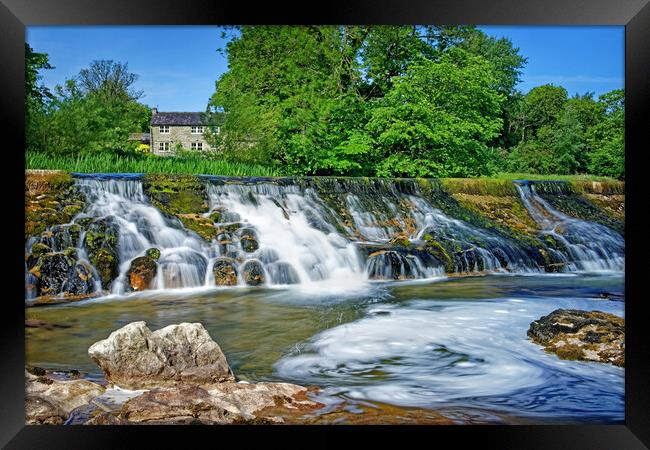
[152,106,158,115]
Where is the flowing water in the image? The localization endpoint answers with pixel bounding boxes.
[26,273,624,423]
[24,176,625,423]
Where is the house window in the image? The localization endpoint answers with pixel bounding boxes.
[191,142,203,151]
[159,125,170,134]
[191,126,204,134]
[158,142,171,152]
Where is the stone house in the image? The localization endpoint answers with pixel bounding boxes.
[150,108,218,156]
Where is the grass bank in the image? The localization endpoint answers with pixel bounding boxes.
[26,151,279,177]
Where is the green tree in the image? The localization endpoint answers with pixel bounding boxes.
[25,44,54,152]
[41,62,150,155]
[587,89,624,178]
[366,48,505,177]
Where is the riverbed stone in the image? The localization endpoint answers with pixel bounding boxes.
[126,256,158,291]
[527,309,625,366]
[25,369,105,425]
[213,257,238,286]
[86,382,323,425]
[88,321,235,389]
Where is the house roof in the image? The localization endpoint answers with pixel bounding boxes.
[151,112,210,126]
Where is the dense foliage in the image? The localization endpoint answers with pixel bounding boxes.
[207,26,624,179]
[26,54,151,156]
[26,27,624,179]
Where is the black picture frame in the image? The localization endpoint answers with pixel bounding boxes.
[2,0,648,447]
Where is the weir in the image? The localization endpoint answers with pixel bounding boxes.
[24,175,625,299]
[514,181,624,271]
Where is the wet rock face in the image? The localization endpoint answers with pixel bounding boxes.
[83,217,120,289]
[239,228,260,253]
[126,256,158,291]
[366,250,416,280]
[527,309,625,367]
[25,370,105,425]
[27,252,96,298]
[88,322,235,389]
[241,260,265,286]
[25,171,87,239]
[86,382,323,425]
[213,257,238,286]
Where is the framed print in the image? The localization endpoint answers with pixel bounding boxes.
[1,0,649,448]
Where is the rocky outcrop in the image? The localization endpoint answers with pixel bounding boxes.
[25,369,105,425]
[527,309,625,366]
[26,250,97,299]
[87,382,322,425]
[82,217,119,289]
[88,322,235,389]
[83,321,324,425]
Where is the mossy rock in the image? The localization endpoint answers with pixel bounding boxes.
[528,308,625,367]
[30,242,51,258]
[422,234,454,273]
[176,214,217,241]
[145,248,161,261]
[82,218,120,289]
[213,257,238,286]
[143,174,208,216]
[388,234,412,248]
[25,172,87,238]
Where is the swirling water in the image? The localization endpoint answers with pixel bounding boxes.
[26,273,624,423]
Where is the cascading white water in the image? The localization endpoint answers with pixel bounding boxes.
[515,182,624,271]
[27,177,625,299]
[204,183,368,290]
[76,178,211,293]
[345,189,540,273]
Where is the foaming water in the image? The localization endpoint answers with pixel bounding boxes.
[27,177,624,300]
[205,183,368,289]
[274,294,624,420]
[515,183,624,272]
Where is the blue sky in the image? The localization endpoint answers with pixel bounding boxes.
[27,26,624,112]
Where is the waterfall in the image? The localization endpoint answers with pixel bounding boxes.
[515,182,624,271]
[25,176,624,299]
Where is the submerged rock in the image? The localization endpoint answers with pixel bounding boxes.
[25,369,105,425]
[88,322,235,389]
[126,256,158,291]
[241,260,265,286]
[267,262,300,285]
[527,309,625,367]
[213,257,238,286]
